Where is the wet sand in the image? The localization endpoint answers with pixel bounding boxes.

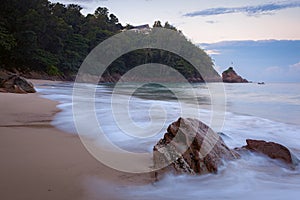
[0,81,152,200]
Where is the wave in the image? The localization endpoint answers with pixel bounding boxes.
[36,82,300,199]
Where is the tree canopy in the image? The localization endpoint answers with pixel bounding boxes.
[0,0,218,81]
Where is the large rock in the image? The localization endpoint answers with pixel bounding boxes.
[0,74,36,93]
[222,67,248,83]
[243,139,299,166]
[153,118,240,179]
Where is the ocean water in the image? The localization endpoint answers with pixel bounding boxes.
[36,82,300,200]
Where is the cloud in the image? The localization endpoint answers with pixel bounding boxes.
[289,61,300,72]
[205,49,221,55]
[184,1,300,17]
[263,63,300,82]
[205,20,218,24]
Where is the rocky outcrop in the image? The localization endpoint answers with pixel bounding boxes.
[76,72,123,83]
[153,118,240,179]
[243,139,299,166]
[0,74,36,93]
[222,67,248,83]
[76,72,222,83]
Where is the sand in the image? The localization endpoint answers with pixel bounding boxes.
[0,81,152,200]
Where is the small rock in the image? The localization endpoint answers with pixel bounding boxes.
[14,76,36,93]
[0,74,36,93]
[244,139,299,166]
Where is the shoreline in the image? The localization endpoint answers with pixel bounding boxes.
[0,80,152,200]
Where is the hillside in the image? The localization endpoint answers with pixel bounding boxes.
[0,0,220,82]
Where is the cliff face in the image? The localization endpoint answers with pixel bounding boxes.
[222,67,248,83]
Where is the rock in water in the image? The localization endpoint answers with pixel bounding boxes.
[0,74,36,93]
[244,139,299,166]
[153,118,239,179]
[222,67,248,83]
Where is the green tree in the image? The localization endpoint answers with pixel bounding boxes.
[164,21,177,31]
[0,24,16,68]
[153,20,162,27]
[0,0,217,82]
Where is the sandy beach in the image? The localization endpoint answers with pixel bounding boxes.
[0,80,152,200]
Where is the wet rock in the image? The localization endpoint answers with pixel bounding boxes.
[222,67,248,83]
[0,74,36,93]
[153,118,240,179]
[243,139,299,166]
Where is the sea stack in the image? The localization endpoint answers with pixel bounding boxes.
[222,67,248,83]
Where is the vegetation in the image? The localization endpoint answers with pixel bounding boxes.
[0,0,217,81]
[223,67,234,73]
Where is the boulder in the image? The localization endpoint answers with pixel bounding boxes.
[222,67,248,83]
[153,118,240,179]
[14,76,36,93]
[243,139,299,166]
[0,74,36,93]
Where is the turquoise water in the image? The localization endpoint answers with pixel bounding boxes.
[37,82,300,200]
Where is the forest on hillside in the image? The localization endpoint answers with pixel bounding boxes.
[0,0,218,81]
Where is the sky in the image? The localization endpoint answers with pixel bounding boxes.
[50,0,300,82]
[201,40,300,82]
[51,0,300,43]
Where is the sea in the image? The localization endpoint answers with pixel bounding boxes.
[36,81,300,200]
